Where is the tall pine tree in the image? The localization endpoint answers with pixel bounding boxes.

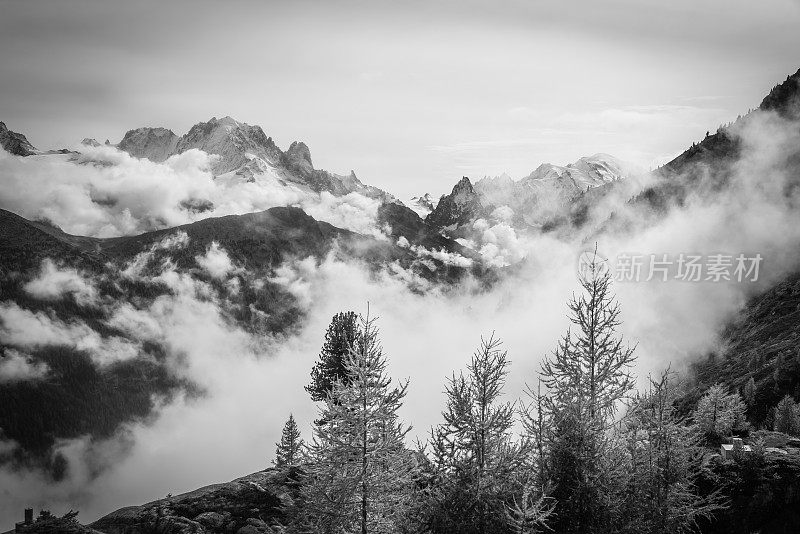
[306,311,362,402]
[539,253,636,534]
[274,413,304,468]
[302,314,413,534]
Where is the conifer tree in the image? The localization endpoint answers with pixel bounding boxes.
[426,335,529,534]
[504,484,555,534]
[621,371,725,533]
[274,414,304,468]
[302,314,413,534]
[773,395,800,436]
[694,384,747,440]
[521,380,550,492]
[539,253,636,534]
[306,311,361,402]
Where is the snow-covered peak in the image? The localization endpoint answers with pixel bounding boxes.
[174,117,280,174]
[409,193,436,218]
[474,173,516,208]
[520,154,633,190]
[567,153,631,187]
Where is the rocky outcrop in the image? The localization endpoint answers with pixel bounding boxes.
[0,121,38,156]
[282,141,314,176]
[91,469,289,534]
[118,127,179,162]
[425,177,484,231]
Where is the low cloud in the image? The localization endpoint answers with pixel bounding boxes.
[397,237,473,268]
[0,146,385,238]
[0,302,139,367]
[0,348,50,383]
[195,242,237,280]
[458,218,528,268]
[24,259,98,305]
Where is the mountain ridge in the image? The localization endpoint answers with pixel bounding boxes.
[115,116,394,203]
[0,121,38,156]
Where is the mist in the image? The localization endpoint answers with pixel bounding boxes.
[1,103,800,526]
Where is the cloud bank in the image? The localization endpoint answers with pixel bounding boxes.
[0,145,383,238]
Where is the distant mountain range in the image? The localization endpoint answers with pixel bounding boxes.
[114,116,393,201]
[418,153,638,233]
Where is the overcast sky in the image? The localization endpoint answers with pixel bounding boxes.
[1,0,799,199]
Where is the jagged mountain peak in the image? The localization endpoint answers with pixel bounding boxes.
[477,172,514,185]
[409,193,436,217]
[425,176,483,230]
[285,140,314,170]
[113,115,393,202]
[0,120,38,156]
[452,176,475,196]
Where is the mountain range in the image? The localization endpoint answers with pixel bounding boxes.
[115,116,392,201]
[1,66,800,533]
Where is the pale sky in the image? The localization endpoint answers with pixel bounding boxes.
[1,0,799,200]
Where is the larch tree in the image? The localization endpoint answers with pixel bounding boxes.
[539,253,636,534]
[694,384,747,441]
[306,311,362,402]
[521,380,550,492]
[274,413,305,468]
[302,314,413,534]
[426,335,529,534]
[621,371,725,534]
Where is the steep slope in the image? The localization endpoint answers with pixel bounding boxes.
[639,67,800,210]
[0,121,38,156]
[679,270,800,426]
[649,69,800,423]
